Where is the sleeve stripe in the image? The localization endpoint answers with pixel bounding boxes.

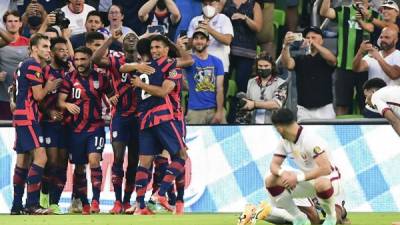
[27,65,42,73]
[273,154,287,158]
[312,150,325,159]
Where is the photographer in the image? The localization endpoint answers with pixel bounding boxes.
[353,25,400,86]
[138,0,181,40]
[237,54,287,124]
[281,27,336,121]
[21,0,47,38]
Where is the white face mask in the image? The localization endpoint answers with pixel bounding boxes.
[202,5,216,18]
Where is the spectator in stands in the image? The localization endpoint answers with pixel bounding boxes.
[138,0,181,41]
[97,0,112,27]
[281,27,337,121]
[105,5,134,38]
[61,0,96,35]
[0,27,14,48]
[44,27,59,39]
[21,0,47,38]
[0,10,29,120]
[70,10,104,49]
[256,0,275,58]
[363,0,400,50]
[237,54,287,124]
[320,0,379,116]
[184,28,226,124]
[112,0,147,35]
[188,0,233,77]
[222,0,262,122]
[353,25,400,86]
[17,0,66,16]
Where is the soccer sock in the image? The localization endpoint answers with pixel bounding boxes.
[152,156,169,194]
[111,163,123,202]
[26,164,44,207]
[317,186,336,219]
[135,166,150,209]
[12,166,28,208]
[123,166,136,204]
[264,207,294,223]
[41,166,50,195]
[266,186,306,220]
[175,169,185,202]
[73,171,88,205]
[50,167,67,205]
[158,157,185,196]
[167,185,177,206]
[90,167,102,202]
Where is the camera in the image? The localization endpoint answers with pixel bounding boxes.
[51,8,70,29]
[236,92,249,109]
[148,25,166,35]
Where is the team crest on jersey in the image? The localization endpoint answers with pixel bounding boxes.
[93,81,99,89]
[313,146,323,155]
[169,70,178,78]
[35,72,41,78]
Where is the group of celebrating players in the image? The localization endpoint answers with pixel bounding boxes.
[10,28,192,216]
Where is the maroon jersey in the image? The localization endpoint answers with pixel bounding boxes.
[13,58,44,126]
[166,67,183,121]
[108,51,137,117]
[60,69,111,132]
[41,65,66,122]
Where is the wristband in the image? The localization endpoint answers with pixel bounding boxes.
[278,168,284,176]
[296,172,306,182]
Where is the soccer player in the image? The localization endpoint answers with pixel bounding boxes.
[121,35,192,215]
[363,78,400,136]
[92,30,155,214]
[11,33,60,215]
[58,47,113,215]
[263,108,341,225]
[38,37,70,214]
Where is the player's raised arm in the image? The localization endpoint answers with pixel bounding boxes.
[92,29,122,67]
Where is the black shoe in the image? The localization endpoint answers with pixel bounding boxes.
[24,205,52,215]
[10,205,25,215]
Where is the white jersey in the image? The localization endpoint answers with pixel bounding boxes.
[371,86,400,118]
[274,126,334,172]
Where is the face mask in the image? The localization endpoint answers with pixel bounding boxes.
[28,16,42,27]
[202,5,216,18]
[258,68,271,78]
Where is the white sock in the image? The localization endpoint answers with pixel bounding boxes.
[265,206,294,222]
[318,196,336,219]
[273,189,307,220]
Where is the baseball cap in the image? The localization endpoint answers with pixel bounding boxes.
[193,28,209,39]
[302,26,323,37]
[380,0,399,11]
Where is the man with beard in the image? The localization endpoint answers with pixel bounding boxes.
[38,37,70,214]
[185,28,226,124]
[58,47,113,215]
[353,24,400,86]
[92,30,154,214]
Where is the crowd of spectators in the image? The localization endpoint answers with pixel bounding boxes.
[1,0,399,124]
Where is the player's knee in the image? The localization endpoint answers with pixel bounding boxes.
[139,155,153,169]
[34,148,47,166]
[314,177,332,192]
[265,174,278,188]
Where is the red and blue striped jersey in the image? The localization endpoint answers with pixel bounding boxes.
[60,69,111,133]
[108,51,137,117]
[167,67,183,121]
[135,57,176,130]
[13,58,44,126]
[41,65,66,122]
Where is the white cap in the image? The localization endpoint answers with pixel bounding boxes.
[380,0,399,12]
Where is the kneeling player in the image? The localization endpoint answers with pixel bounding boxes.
[58,47,113,214]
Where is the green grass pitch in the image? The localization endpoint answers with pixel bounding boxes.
[0,213,398,225]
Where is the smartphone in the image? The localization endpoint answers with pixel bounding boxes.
[148,25,165,34]
[179,30,187,37]
[292,33,303,42]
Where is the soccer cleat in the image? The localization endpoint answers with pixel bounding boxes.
[254,201,272,221]
[82,204,91,215]
[109,201,123,214]
[174,201,184,215]
[90,200,100,213]
[322,216,337,225]
[153,193,173,212]
[124,205,136,215]
[10,205,25,215]
[68,197,82,213]
[24,206,52,215]
[49,204,63,215]
[134,206,155,215]
[293,217,311,225]
[237,204,256,225]
[122,202,132,213]
[39,192,49,208]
